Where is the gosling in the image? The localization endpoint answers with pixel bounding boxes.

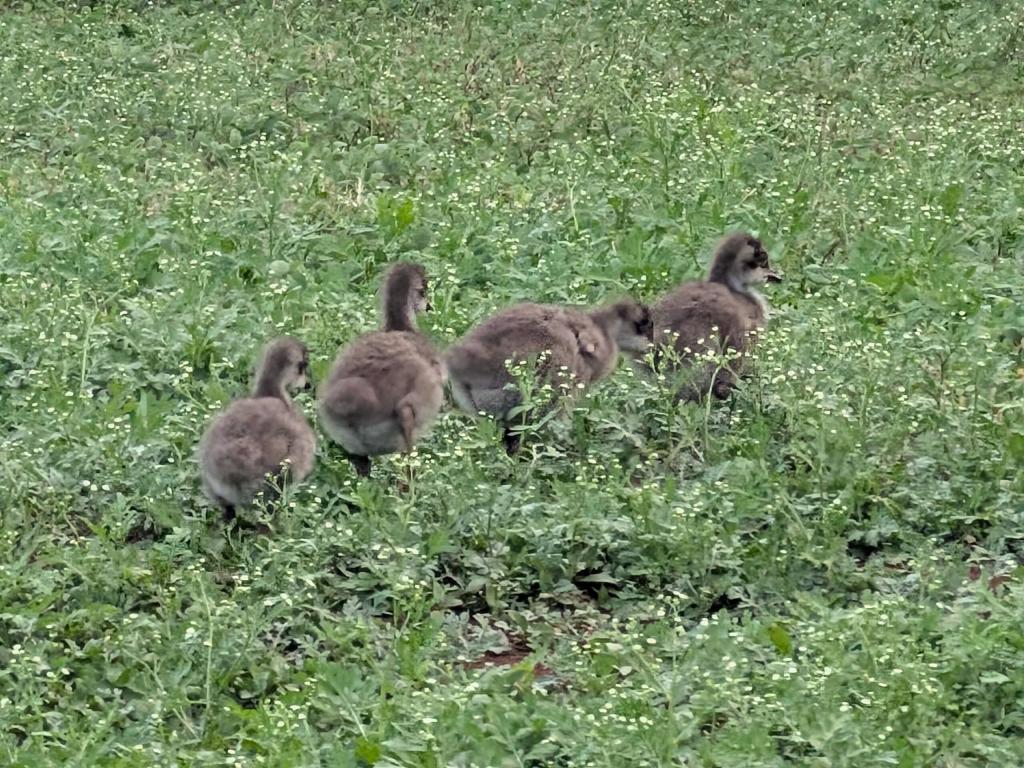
[650,232,781,401]
[198,336,316,519]
[319,262,444,477]
[445,299,651,453]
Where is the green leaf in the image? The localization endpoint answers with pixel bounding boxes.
[381,736,426,752]
[938,183,963,217]
[768,623,793,656]
[978,671,1010,684]
[577,572,618,584]
[424,529,450,556]
[1006,431,1024,461]
[354,737,381,765]
[394,197,415,231]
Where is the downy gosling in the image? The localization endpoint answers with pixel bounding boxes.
[319,262,445,477]
[445,298,651,453]
[650,232,781,400]
[198,336,316,519]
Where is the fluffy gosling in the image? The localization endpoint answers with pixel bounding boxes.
[318,262,445,477]
[650,232,781,400]
[198,336,316,519]
[445,298,650,453]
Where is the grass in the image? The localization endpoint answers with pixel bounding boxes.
[1,0,1022,765]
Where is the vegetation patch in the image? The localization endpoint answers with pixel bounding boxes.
[0,0,1021,765]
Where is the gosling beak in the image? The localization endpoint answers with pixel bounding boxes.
[426,300,434,312]
[765,269,783,284]
[303,378,314,392]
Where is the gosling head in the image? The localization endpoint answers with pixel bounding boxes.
[381,262,431,332]
[707,232,782,292]
[594,299,653,354]
[253,336,312,400]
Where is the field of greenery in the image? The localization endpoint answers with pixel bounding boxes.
[1,0,1022,765]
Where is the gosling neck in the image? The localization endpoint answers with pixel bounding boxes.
[253,374,289,402]
[382,296,417,333]
[724,275,770,319]
[707,258,735,286]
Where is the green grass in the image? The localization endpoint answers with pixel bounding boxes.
[1,0,1023,765]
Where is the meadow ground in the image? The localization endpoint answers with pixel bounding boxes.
[1,0,1023,765]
